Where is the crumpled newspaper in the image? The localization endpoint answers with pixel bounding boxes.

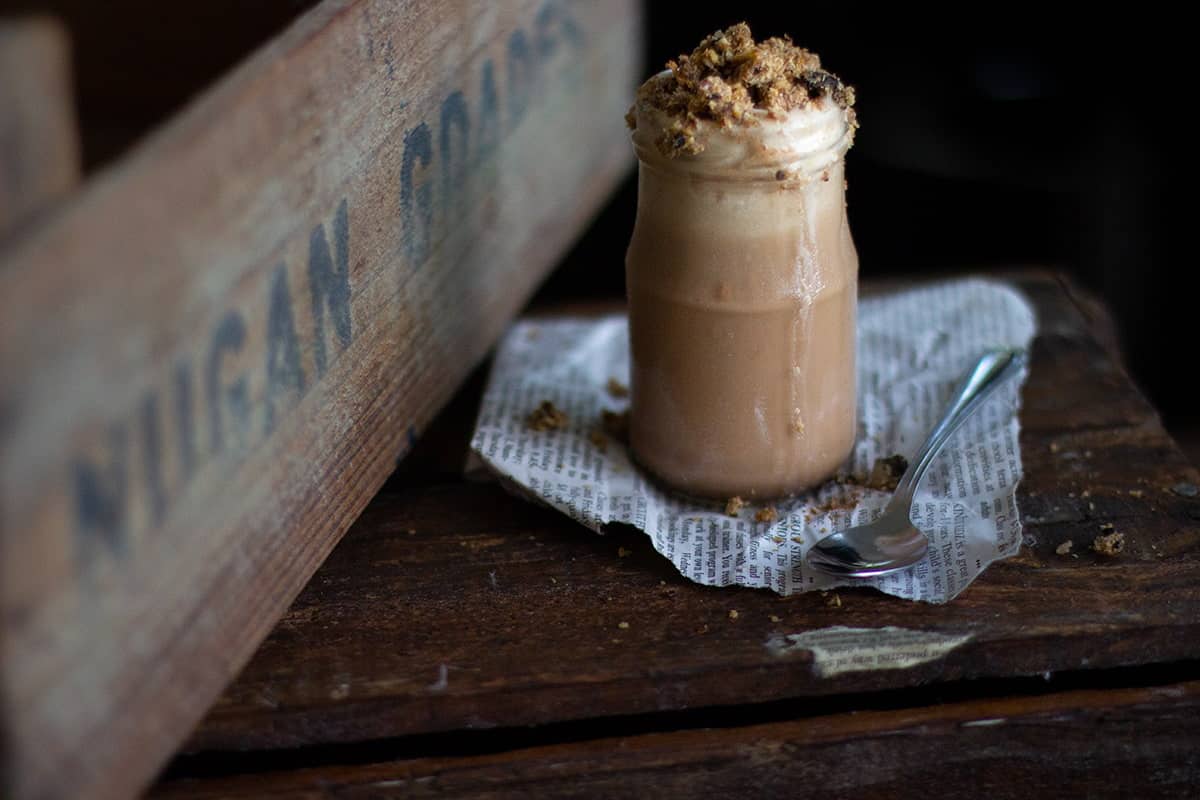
[470,279,1036,602]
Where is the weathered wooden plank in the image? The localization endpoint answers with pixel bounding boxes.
[180,273,1200,754]
[1,2,326,169]
[0,16,80,236]
[0,1,640,798]
[154,681,1200,799]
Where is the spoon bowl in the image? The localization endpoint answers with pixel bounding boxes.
[805,512,928,578]
[806,348,1028,579]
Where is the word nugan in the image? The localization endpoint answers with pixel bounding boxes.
[72,200,351,562]
[68,0,586,569]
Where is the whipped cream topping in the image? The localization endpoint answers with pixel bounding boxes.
[632,92,854,182]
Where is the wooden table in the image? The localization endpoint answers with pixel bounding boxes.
[148,271,1200,798]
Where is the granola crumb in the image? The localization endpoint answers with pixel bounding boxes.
[1049,442,1060,453]
[755,506,778,523]
[726,496,747,517]
[588,428,608,452]
[618,546,632,558]
[1093,531,1126,557]
[804,487,863,518]
[824,592,842,608]
[606,377,629,398]
[406,528,416,535]
[728,609,739,620]
[1055,540,1073,556]
[769,614,782,623]
[631,22,856,158]
[527,400,568,431]
[865,454,909,491]
[618,621,630,629]
[550,577,558,584]
[1128,489,1145,499]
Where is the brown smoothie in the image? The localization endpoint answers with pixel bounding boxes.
[625,24,859,499]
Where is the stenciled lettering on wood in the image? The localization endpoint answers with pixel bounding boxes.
[1,0,639,795]
[65,0,585,575]
[71,200,351,564]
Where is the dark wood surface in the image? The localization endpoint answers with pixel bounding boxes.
[151,271,1200,797]
[156,680,1200,799]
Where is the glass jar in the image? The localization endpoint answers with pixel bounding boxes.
[626,102,858,499]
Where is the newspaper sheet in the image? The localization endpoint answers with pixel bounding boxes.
[470,279,1037,603]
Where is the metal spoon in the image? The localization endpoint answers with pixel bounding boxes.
[806,347,1028,578]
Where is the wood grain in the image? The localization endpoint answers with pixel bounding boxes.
[154,681,1200,798]
[0,1,640,798]
[180,273,1200,756]
[0,16,80,237]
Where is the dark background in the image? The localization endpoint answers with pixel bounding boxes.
[559,4,1190,443]
[1,1,1189,443]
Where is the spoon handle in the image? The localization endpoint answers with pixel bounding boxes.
[888,348,1028,511]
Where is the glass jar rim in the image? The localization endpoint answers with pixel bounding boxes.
[630,106,854,183]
